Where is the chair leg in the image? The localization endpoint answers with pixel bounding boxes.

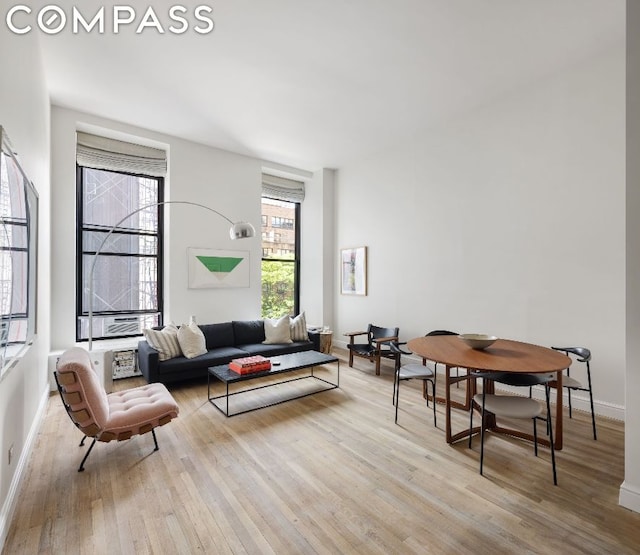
[78,437,97,472]
[375,355,381,376]
[392,370,397,405]
[586,362,597,440]
[546,384,558,486]
[468,399,474,448]
[533,419,538,457]
[588,389,597,440]
[431,379,437,427]
[568,387,573,418]
[479,391,486,476]
[394,378,401,423]
[348,350,354,367]
[152,428,159,451]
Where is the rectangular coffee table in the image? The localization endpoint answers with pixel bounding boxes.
[207,350,340,417]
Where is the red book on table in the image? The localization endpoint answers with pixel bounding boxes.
[229,355,271,374]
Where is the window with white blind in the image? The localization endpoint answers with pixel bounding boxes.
[261,174,304,319]
[76,133,166,342]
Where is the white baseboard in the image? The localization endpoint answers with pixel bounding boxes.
[527,384,625,422]
[619,481,640,513]
[0,385,50,550]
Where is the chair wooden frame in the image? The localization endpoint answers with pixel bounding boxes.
[344,324,399,376]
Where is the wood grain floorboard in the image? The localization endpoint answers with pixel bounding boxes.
[3,350,639,554]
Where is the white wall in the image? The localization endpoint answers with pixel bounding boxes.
[334,43,626,418]
[50,107,329,349]
[51,107,262,346]
[621,0,640,513]
[300,168,335,329]
[163,138,262,324]
[0,34,51,545]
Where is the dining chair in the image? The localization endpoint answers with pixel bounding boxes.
[469,371,557,485]
[426,330,461,388]
[550,346,596,440]
[344,324,399,375]
[392,330,458,406]
[389,341,437,426]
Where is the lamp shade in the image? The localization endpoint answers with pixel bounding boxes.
[230,221,256,239]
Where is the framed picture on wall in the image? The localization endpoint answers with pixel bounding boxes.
[188,248,250,288]
[341,246,367,295]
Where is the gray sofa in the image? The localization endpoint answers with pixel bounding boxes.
[138,319,319,384]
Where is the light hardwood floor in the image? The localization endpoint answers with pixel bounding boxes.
[4,350,640,554]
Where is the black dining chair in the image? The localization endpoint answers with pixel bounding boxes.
[469,371,557,485]
[551,346,596,440]
[426,330,461,387]
[392,330,459,407]
[390,341,437,426]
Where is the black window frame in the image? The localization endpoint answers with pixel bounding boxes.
[75,164,164,342]
[261,198,300,318]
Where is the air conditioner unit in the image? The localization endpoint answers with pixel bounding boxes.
[103,316,140,337]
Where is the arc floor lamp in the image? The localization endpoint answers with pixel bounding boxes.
[87,200,255,351]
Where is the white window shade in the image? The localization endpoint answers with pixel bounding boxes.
[76,132,167,177]
[262,174,305,203]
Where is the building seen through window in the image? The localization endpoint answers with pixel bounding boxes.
[76,167,163,341]
[261,197,299,318]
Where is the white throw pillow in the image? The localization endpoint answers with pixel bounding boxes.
[177,321,207,359]
[143,322,182,361]
[263,315,293,344]
[290,312,309,341]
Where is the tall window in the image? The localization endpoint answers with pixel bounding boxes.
[260,173,305,319]
[75,132,167,342]
[261,198,299,318]
[0,126,38,375]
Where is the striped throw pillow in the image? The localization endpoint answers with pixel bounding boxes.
[143,323,182,361]
[290,312,309,341]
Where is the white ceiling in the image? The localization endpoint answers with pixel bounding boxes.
[39,0,624,171]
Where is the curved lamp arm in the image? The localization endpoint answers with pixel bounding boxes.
[87,200,255,350]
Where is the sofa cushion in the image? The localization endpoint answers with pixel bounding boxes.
[238,341,314,357]
[233,320,265,345]
[290,312,309,341]
[143,323,182,361]
[200,322,235,350]
[157,346,249,374]
[263,315,293,344]
[177,321,207,359]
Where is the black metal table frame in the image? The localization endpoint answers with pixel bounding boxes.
[207,356,340,417]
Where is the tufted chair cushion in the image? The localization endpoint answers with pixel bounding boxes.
[101,384,178,442]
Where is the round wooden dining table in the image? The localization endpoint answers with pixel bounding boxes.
[407,335,572,450]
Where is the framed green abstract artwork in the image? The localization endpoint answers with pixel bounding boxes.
[188,248,250,288]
